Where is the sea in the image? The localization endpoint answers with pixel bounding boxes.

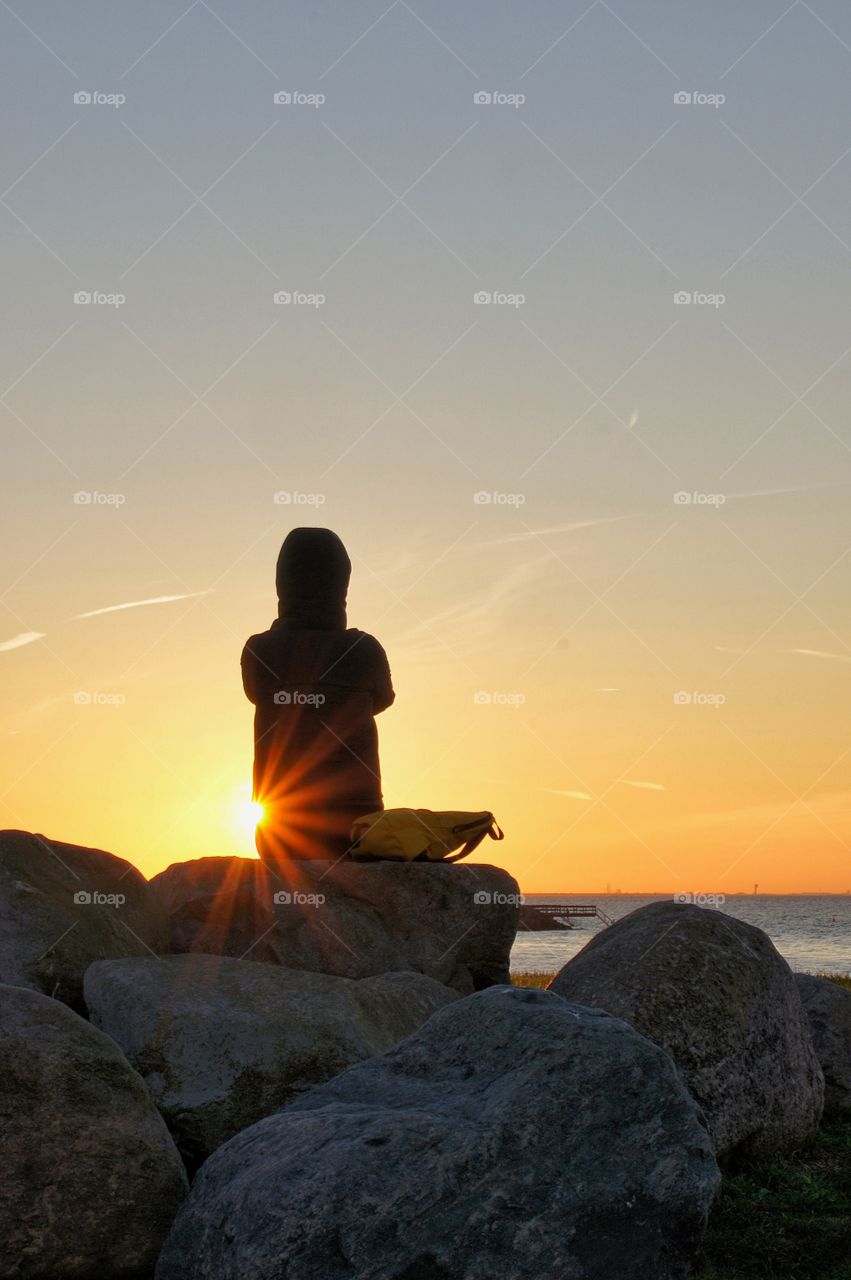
[510,894,851,976]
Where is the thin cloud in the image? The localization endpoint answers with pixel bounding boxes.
[0,631,45,653]
[544,788,594,801]
[480,515,629,547]
[73,590,212,620]
[787,648,851,664]
[726,482,845,502]
[622,779,666,792]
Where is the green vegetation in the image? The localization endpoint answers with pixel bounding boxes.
[817,972,851,991]
[695,1116,851,1279]
[510,971,851,991]
[511,970,851,1275]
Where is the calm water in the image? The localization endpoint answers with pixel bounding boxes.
[510,895,851,976]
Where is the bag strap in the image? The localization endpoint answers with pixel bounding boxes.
[443,820,504,863]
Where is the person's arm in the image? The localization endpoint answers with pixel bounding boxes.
[241,640,258,705]
[371,639,395,714]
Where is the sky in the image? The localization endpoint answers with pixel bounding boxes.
[2,0,850,892]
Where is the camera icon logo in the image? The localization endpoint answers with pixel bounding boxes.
[73,691,91,704]
[673,291,692,305]
[74,91,92,105]
[273,891,292,904]
[473,890,492,904]
[74,890,92,904]
[473,491,492,505]
[673,491,692,505]
[473,91,492,105]
[273,291,292,305]
[673,91,692,105]
[273,91,292,105]
[273,690,293,705]
[74,291,92,305]
[473,291,492,305]
[473,690,492,704]
[73,491,92,505]
[673,691,692,705]
[673,891,693,903]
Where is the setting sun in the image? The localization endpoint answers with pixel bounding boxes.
[231,784,264,853]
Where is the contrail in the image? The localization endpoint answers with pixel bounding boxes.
[787,648,851,664]
[73,590,212,619]
[0,631,45,652]
[479,515,629,547]
[622,779,666,791]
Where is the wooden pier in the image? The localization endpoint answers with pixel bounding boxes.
[518,903,615,932]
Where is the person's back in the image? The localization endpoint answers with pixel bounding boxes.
[241,528,394,864]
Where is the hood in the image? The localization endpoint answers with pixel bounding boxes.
[274,527,351,630]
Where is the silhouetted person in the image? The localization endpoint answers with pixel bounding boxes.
[241,528,395,864]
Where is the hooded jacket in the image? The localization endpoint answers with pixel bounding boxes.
[241,529,394,856]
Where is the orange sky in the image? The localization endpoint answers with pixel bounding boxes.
[2,3,850,892]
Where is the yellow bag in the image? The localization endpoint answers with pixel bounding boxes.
[349,808,504,863]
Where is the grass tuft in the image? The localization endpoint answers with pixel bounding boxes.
[511,971,554,989]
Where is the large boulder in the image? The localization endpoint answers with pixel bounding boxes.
[155,986,720,1280]
[150,855,518,992]
[0,983,187,1280]
[0,829,169,1010]
[549,901,824,1161]
[795,973,851,1115]
[84,954,459,1171]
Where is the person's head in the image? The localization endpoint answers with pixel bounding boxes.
[275,527,351,629]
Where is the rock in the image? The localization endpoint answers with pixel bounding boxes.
[155,986,720,1280]
[0,983,187,1280]
[794,973,851,1115]
[549,901,824,1161]
[150,855,518,992]
[84,954,459,1171]
[0,829,169,1011]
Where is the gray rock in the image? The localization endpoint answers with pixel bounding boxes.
[549,901,824,1161]
[155,986,720,1280]
[795,973,851,1115]
[0,983,187,1280]
[150,855,518,992]
[0,829,169,1011]
[84,954,459,1170]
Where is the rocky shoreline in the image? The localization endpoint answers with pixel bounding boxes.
[2,828,849,1279]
